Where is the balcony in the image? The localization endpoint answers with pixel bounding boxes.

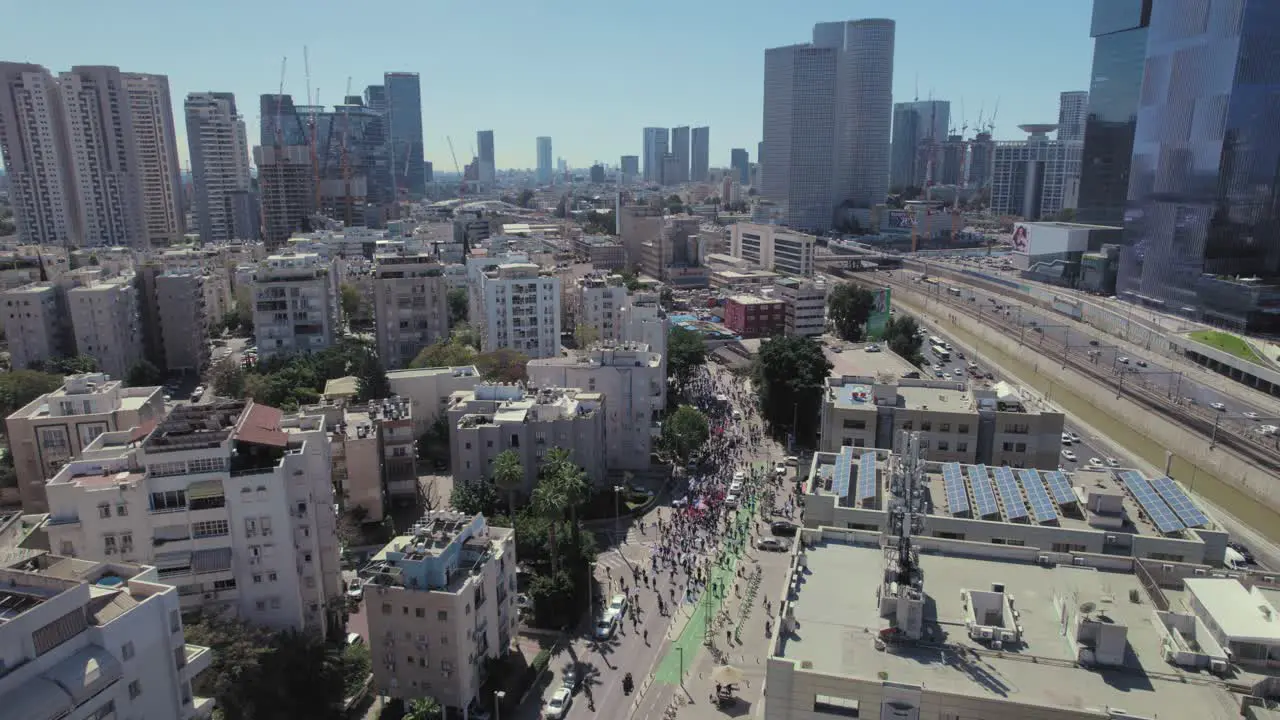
[188,695,215,719]
[182,643,213,677]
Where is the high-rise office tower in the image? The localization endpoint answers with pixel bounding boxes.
[670,126,691,184]
[1117,0,1280,331]
[255,144,314,249]
[691,126,710,183]
[477,129,495,183]
[990,125,1081,221]
[185,92,252,243]
[364,84,387,113]
[0,62,79,245]
[1057,91,1089,143]
[763,19,895,232]
[731,149,750,186]
[1075,0,1150,226]
[642,127,668,184]
[620,155,640,184]
[385,72,425,197]
[536,136,553,184]
[890,100,950,189]
[122,73,184,245]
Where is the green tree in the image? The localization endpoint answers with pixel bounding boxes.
[38,355,97,375]
[573,323,599,350]
[516,188,535,208]
[667,325,707,387]
[492,449,525,521]
[451,322,482,350]
[447,287,469,325]
[660,286,674,309]
[540,447,590,553]
[210,358,246,397]
[617,267,643,292]
[410,338,478,368]
[340,283,362,322]
[531,475,569,576]
[450,478,500,516]
[418,416,451,467]
[475,348,529,383]
[221,309,241,335]
[752,335,832,448]
[125,360,164,387]
[661,405,709,464]
[355,354,391,402]
[884,314,925,366]
[341,641,371,700]
[404,697,443,720]
[0,369,63,416]
[827,283,876,341]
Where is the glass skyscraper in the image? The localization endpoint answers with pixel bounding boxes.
[1117,0,1280,331]
[384,72,425,197]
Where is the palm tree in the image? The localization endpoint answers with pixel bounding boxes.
[404,696,442,720]
[492,449,524,522]
[546,449,591,550]
[532,479,569,576]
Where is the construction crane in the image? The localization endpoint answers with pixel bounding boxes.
[446,136,467,196]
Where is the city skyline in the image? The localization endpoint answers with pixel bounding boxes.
[1,0,1093,173]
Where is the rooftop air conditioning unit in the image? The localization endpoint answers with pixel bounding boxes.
[1038,555,1051,565]
[1073,557,1085,566]
[1194,568,1207,576]
[1162,564,1173,573]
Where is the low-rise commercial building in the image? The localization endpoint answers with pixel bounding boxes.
[41,400,343,635]
[728,222,815,277]
[448,385,606,493]
[528,344,664,471]
[708,268,779,291]
[820,375,1065,470]
[373,252,450,369]
[723,295,785,339]
[360,512,516,718]
[0,553,214,719]
[6,373,166,513]
[573,235,626,270]
[775,277,827,337]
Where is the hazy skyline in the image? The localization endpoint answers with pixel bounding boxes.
[2,0,1093,172]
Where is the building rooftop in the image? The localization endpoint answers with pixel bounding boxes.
[386,365,480,381]
[455,386,602,428]
[825,348,920,379]
[776,540,1240,720]
[728,294,782,306]
[362,512,512,592]
[142,400,248,452]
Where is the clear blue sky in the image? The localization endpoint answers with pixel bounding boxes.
[4,0,1094,172]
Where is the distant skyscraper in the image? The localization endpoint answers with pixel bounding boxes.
[1076,0,1150,226]
[731,149,750,186]
[1057,91,1089,143]
[890,100,950,189]
[990,125,1080,220]
[186,92,252,243]
[0,62,79,245]
[477,129,495,183]
[763,20,895,232]
[122,73,184,245]
[364,84,387,113]
[590,164,605,184]
[670,126,691,184]
[620,155,640,184]
[691,127,710,183]
[255,144,314,249]
[385,72,425,196]
[536,136,553,184]
[642,128,668,184]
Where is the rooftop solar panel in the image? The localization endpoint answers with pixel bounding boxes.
[832,447,853,498]
[967,464,999,518]
[942,462,970,516]
[1121,471,1184,534]
[993,466,1028,521]
[1018,469,1058,524]
[855,452,878,502]
[1150,476,1209,528]
[1043,471,1076,505]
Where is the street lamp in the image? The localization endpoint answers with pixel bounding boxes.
[613,485,626,545]
[494,691,506,720]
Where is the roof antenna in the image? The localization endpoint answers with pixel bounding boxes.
[914,72,919,103]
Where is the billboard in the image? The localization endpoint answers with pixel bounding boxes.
[866,287,892,340]
[1012,222,1089,257]
[883,210,915,234]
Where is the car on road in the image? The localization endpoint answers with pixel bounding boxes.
[1244,411,1260,420]
[724,493,740,509]
[607,593,628,618]
[1061,433,1073,446]
[771,521,798,537]
[1210,402,1227,411]
[593,615,617,640]
[346,580,364,600]
[1136,360,1148,367]
[1088,457,1103,467]
[774,464,787,477]
[1069,432,1081,443]
[956,351,965,359]
[562,664,580,692]
[953,368,963,376]
[865,344,881,353]
[785,455,799,466]
[733,471,746,482]
[544,687,573,719]
[830,346,842,353]
[756,537,791,552]
[1062,450,1078,462]
[1106,457,1120,467]
[1089,340,1099,346]
[934,370,945,378]
[1117,357,1130,365]
[728,481,743,495]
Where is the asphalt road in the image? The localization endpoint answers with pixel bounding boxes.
[888,269,1280,446]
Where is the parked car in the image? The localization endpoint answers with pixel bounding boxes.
[562,664,580,692]
[593,615,617,640]
[1210,402,1227,411]
[1062,450,1078,462]
[544,687,573,719]
[1117,357,1130,365]
[1244,411,1260,420]
[785,456,800,466]
[771,521,798,537]
[865,344,881,353]
[1136,360,1148,367]
[607,593,629,618]
[774,464,787,476]
[1106,457,1120,467]
[1061,433,1073,446]
[756,537,790,552]
[1088,457,1103,467]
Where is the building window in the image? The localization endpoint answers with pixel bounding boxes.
[957,442,968,452]
[59,540,74,555]
[270,597,281,609]
[813,694,859,717]
[958,424,970,433]
[437,610,448,621]
[128,680,142,700]
[253,574,263,584]
[116,502,128,517]
[120,533,133,554]
[103,535,117,554]
[98,503,111,518]
[256,600,266,611]
[937,441,949,451]
[260,516,273,536]
[382,603,392,615]
[268,572,278,582]
[245,518,258,537]
[1015,442,1026,452]
[416,608,425,618]
[853,439,866,448]
[920,421,932,431]
[193,520,229,538]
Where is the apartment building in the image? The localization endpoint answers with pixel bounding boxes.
[528,344,664,471]
[5,373,164,513]
[576,273,629,343]
[41,400,343,634]
[572,235,626,270]
[723,295,786,339]
[252,252,338,360]
[361,512,516,717]
[818,375,1065,469]
[155,273,209,374]
[618,291,667,357]
[185,92,252,244]
[385,365,483,435]
[373,252,450,370]
[0,62,79,246]
[122,73,184,246]
[1,282,70,370]
[68,273,144,380]
[0,553,214,719]
[255,144,315,249]
[617,203,663,268]
[477,262,561,359]
[775,277,827,337]
[448,385,606,494]
[154,246,235,321]
[639,215,704,286]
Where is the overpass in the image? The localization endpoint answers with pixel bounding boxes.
[813,244,905,271]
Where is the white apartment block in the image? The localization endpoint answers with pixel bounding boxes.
[122,73,184,246]
[252,252,338,360]
[991,127,1082,221]
[1,282,69,370]
[385,365,483,435]
[0,62,79,246]
[478,262,561,359]
[775,277,827,337]
[154,246,235,322]
[618,291,667,357]
[0,553,214,719]
[361,512,517,717]
[729,222,815,277]
[576,273,629,343]
[373,253,451,370]
[448,385,606,493]
[42,400,343,635]
[528,344,665,471]
[6,372,164,514]
[69,273,144,380]
[185,92,252,244]
[155,273,210,374]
